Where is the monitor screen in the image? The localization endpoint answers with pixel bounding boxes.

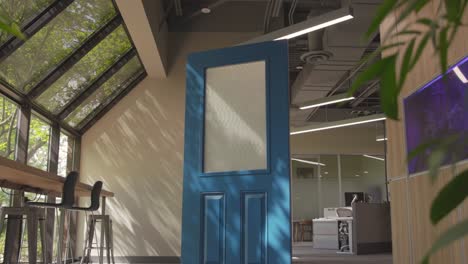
[345,192,364,206]
[404,56,468,174]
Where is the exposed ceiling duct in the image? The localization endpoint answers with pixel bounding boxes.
[300,10,332,66]
[290,0,381,127]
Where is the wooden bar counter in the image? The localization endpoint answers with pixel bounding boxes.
[0,156,113,197]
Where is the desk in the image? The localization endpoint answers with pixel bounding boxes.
[0,156,113,197]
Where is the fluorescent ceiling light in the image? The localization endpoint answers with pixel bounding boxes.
[363,155,385,161]
[275,14,354,40]
[453,66,468,83]
[291,158,326,166]
[242,7,353,44]
[376,136,388,142]
[290,114,386,135]
[299,94,355,110]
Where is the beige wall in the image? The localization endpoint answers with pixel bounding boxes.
[78,31,257,256]
[383,1,468,263]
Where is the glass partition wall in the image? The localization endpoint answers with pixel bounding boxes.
[292,154,387,221]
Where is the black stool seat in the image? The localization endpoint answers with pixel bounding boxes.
[71,181,102,211]
[27,171,79,209]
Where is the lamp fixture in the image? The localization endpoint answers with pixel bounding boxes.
[299,93,355,110]
[291,158,326,166]
[290,114,386,135]
[242,7,353,44]
[453,66,468,83]
[363,155,385,161]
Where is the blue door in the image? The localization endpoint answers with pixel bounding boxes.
[182,40,291,264]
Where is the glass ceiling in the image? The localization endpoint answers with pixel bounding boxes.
[65,56,144,128]
[0,0,146,134]
[0,0,54,45]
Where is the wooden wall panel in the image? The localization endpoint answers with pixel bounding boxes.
[382,1,468,264]
[388,180,411,263]
[408,169,461,263]
[464,198,468,263]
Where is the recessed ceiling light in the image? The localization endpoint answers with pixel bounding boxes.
[290,114,386,135]
[355,174,360,177]
[296,65,303,70]
[364,171,368,174]
[201,7,211,14]
[291,158,326,166]
[299,93,355,110]
[363,155,385,161]
[376,135,388,141]
[324,171,329,174]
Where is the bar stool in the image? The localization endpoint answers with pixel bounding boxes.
[76,181,115,264]
[27,171,79,264]
[0,205,47,264]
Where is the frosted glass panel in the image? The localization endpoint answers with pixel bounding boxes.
[204,61,267,173]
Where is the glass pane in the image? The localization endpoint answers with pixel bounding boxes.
[291,156,320,221]
[27,114,51,171]
[341,155,387,203]
[203,61,267,173]
[0,94,18,160]
[35,26,133,114]
[0,0,116,93]
[318,155,339,216]
[65,56,143,127]
[58,132,73,176]
[0,0,54,45]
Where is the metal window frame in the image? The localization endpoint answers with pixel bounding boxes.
[58,47,138,119]
[0,0,146,138]
[78,70,147,133]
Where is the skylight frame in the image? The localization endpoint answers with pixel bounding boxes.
[0,0,146,137]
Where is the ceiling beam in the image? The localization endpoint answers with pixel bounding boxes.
[28,15,123,98]
[0,0,75,63]
[351,80,379,107]
[78,71,147,133]
[58,48,137,120]
[115,0,168,78]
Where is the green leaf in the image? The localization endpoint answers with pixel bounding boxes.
[428,149,446,180]
[430,170,468,224]
[394,29,422,37]
[379,55,399,119]
[410,32,431,68]
[416,18,439,27]
[421,219,468,264]
[444,0,462,22]
[398,38,416,89]
[349,55,395,96]
[0,13,26,40]
[365,0,399,39]
[438,27,449,75]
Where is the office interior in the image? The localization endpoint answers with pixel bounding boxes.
[0,0,466,264]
